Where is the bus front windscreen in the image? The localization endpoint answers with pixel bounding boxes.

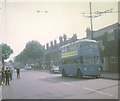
[83,56,99,64]
[81,42,98,48]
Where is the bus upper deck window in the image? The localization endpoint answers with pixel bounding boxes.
[80,56,84,64]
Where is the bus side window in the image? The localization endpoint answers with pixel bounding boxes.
[94,56,98,64]
[62,61,66,64]
[76,59,79,64]
[79,56,84,64]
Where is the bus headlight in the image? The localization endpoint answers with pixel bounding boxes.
[84,68,86,71]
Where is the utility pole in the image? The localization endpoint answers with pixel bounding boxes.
[2,0,7,70]
[81,2,117,40]
[89,2,93,39]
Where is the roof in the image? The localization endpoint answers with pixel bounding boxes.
[93,22,119,38]
[60,39,97,49]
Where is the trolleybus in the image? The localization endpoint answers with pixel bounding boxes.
[59,39,101,78]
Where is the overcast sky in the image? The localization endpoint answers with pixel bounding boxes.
[0,1,118,61]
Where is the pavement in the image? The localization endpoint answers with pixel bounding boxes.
[100,71,120,80]
[0,85,2,100]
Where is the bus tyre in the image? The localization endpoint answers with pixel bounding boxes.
[77,70,82,79]
[62,69,66,77]
[96,75,100,79]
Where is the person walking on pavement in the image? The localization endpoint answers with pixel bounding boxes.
[1,68,5,85]
[9,68,13,80]
[16,68,20,79]
[5,67,10,85]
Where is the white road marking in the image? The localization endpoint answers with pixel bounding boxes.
[83,87,114,97]
[50,79,56,82]
[39,77,46,79]
[61,82,74,86]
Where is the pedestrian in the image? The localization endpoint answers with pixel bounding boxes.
[9,68,13,80]
[16,68,20,79]
[5,67,10,85]
[1,68,5,85]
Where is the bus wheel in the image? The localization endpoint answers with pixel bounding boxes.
[62,69,66,77]
[96,75,100,79]
[77,70,82,79]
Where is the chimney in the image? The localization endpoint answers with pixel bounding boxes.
[46,43,49,49]
[54,40,57,45]
[50,41,53,46]
[86,27,92,39]
[59,36,63,43]
[63,34,67,41]
[72,34,77,42]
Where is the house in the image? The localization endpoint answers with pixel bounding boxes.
[86,22,119,72]
[44,22,119,72]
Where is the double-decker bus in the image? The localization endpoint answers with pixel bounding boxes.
[59,39,101,78]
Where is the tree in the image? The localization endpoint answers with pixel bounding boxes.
[15,40,44,68]
[15,50,28,67]
[1,43,13,69]
[24,40,44,66]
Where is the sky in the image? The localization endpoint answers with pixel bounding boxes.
[0,0,118,61]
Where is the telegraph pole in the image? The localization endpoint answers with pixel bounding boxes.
[81,2,117,40]
[2,0,7,70]
[89,2,93,39]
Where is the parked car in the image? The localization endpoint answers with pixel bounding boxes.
[50,65,59,74]
[24,66,31,70]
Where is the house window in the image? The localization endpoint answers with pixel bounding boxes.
[101,58,104,63]
[107,29,114,41]
[110,57,116,63]
[97,40,105,51]
[97,40,103,47]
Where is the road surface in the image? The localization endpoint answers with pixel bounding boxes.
[2,70,119,99]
